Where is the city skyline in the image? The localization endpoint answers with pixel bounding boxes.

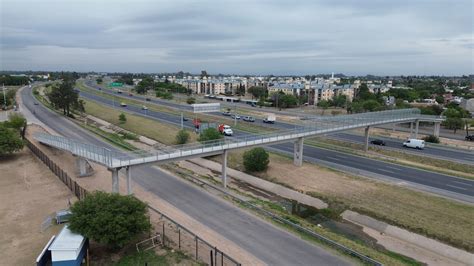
[1,0,473,75]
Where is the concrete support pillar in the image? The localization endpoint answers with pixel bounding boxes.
[364,126,370,152]
[293,137,304,166]
[409,122,414,138]
[221,150,228,188]
[126,166,132,195]
[414,120,420,139]
[111,168,119,193]
[78,158,87,176]
[434,122,440,137]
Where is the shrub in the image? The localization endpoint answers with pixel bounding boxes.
[119,113,127,124]
[243,147,269,172]
[176,129,190,144]
[198,128,222,142]
[0,124,24,156]
[69,191,151,248]
[186,97,196,105]
[423,135,440,143]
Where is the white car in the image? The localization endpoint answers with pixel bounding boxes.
[142,105,148,110]
[403,139,425,149]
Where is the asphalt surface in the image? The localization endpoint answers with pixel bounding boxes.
[77,84,474,202]
[83,79,474,163]
[22,86,351,265]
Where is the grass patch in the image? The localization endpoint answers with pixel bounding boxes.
[78,80,276,134]
[213,148,474,252]
[116,249,200,266]
[306,137,474,180]
[82,99,197,145]
[83,124,138,151]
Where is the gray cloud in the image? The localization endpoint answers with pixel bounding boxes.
[1,0,472,75]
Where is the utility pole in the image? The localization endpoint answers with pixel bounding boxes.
[2,84,6,110]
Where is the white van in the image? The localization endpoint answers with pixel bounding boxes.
[403,139,425,149]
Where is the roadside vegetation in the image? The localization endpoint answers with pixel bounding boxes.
[213,148,474,252]
[0,113,26,156]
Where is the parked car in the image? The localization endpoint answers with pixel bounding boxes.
[370,139,386,146]
[231,114,241,120]
[243,116,255,122]
[403,139,425,149]
[465,135,474,141]
[120,102,127,107]
[222,111,231,116]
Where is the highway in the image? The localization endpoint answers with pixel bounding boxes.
[83,80,474,163]
[21,86,351,265]
[75,87,474,203]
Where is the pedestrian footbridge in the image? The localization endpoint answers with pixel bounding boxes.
[35,108,443,193]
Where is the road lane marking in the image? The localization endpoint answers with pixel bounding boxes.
[385,165,402,171]
[445,184,468,191]
[326,156,341,161]
[452,180,473,187]
[377,168,396,174]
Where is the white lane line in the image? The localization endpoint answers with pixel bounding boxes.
[385,165,402,171]
[452,180,474,187]
[446,184,468,191]
[326,156,341,161]
[333,154,348,159]
[377,168,395,174]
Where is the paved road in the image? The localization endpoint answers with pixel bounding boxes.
[22,86,351,265]
[331,133,474,165]
[83,80,473,162]
[76,85,474,202]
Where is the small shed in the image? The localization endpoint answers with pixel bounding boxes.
[48,225,88,266]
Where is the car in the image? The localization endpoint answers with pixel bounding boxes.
[129,93,133,96]
[34,102,39,105]
[403,139,425,149]
[370,139,386,146]
[251,103,257,107]
[465,135,474,141]
[243,116,255,122]
[222,111,231,116]
[142,105,148,110]
[120,102,127,107]
[145,98,151,101]
[231,114,241,119]
[182,117,189,121]
[117,90,122,94]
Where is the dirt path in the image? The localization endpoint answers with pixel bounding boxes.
[0,149,75,266]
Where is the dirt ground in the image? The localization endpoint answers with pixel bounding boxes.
[24,124,264,266]
[0,149,75,266]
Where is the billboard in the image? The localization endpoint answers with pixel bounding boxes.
[191,103,220,113]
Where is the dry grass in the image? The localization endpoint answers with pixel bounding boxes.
[215,149,474,252]
[83,99,197,145]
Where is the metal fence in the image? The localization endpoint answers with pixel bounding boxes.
[26,139,241,266]
[148,206,241,266]
[27,138,88,200]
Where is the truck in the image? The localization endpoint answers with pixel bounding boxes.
[263,114,276,124]
[218,124,233,136]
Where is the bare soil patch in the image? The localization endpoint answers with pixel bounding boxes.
[0,149,75,265]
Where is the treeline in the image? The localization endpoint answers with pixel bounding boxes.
[0,75,30,86]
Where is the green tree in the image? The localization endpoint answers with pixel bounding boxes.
[248,86,266,99]
[135,77,154,94]
[443,117,464,134]
[357,83,375,101]
[175,129,190,144]
[186,97,196,105]
[435,96,444,104]
[279,94,298,108]
[243,147,269,172]
[332,95,347,108]
[47,78,79,116]
[317,100,330,115]
[119,113,127,124]
[96,77,103,84]
[198,128,222,142]
[0,124,24,156]
[6,113,26,131]
[68,191,151,248]
[362,99,381,112]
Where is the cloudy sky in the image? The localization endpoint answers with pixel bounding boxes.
[1,0,472,75]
